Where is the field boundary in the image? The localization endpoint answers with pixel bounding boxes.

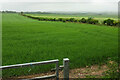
[1,58,69,80]
[21,13,119,27]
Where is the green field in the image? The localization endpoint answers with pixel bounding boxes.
[2,13,118,77]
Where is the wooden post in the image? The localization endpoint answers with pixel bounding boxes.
[63,58,69,80]
[56,61,59,80]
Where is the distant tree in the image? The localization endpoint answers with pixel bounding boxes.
[20,12,24,15]
[58,18,63,21]
[74,19,78,22]
[62,19,67,22]
[81,18,87,23]
[65,19,70,22]
[103,19,114,26]
[69,18,75,22]
[86,17,99,24]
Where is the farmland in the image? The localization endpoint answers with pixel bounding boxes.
[2,13,118,77]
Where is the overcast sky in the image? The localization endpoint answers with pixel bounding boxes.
[0,0,119,13]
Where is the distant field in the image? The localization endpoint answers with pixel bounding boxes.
[26,13,118,22]
[2,13,118,77]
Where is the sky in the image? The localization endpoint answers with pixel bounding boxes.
[0,0,119,13]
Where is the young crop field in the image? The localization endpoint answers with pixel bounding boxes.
[2,13,118,77]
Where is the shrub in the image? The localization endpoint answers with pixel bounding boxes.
[103,19,114,26]
[78,20,81,22]
[74,19,79,22]
[44,18,49,21]
[87,18,99,24]
[65,19,70,22]
[117,21,120,27]
[55,18,59,21]
[62,19,67,22]
[93,20,99,24]
[38,17,43,21]
[81,18,87,23]
[113,21,120,26]
[69,18,75,22]
[53,18,56,21]
[49,18,53,21]
[58,18,63,21]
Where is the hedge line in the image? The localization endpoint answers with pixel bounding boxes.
[21,14,119,27]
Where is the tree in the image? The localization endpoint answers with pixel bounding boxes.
[103,19,114,26]
[69,18,75,22]
[20,12,24,15]
[81,18,87,23]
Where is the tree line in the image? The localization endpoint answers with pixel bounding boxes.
[21,14,120,27]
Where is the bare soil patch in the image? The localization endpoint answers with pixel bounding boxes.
[2,64,108,80]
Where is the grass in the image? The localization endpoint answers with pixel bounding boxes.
[2,13,118,77]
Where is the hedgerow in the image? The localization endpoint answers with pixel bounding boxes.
[103,19,120,26]
[87,18,99,24]
[21,14,119,27]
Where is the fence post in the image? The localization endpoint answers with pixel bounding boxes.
[56,61,59,80]
[63,58,69,80]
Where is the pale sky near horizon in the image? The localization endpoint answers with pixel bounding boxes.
[0,0,119,2]
[0,0,119,13]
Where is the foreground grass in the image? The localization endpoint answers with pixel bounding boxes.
[2,13,118,77]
